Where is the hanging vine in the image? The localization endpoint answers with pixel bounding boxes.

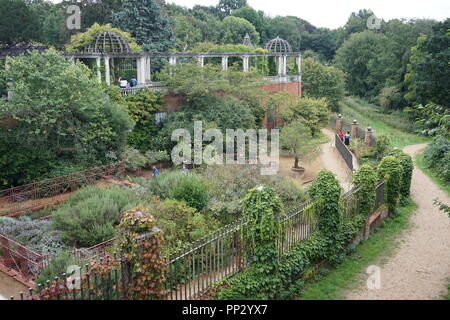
[389,149,414,204]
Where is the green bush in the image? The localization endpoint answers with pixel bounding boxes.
[424,136,450,183]
[149,199,219,255]
[170,175,209,211]
[53,186,138,247]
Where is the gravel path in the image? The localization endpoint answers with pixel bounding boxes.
[346,144,450,300]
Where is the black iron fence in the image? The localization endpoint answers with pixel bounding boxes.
[9,181,388,300]
[335,133,354,172]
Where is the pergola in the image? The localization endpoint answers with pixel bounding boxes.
[64,32,302,87]
[0,34,302,97]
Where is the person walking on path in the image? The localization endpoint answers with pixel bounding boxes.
[152,165,160,177]
[344,131,351,146]
[338,130,345,142]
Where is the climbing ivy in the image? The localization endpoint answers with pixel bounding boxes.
[242,186,284,274]
[389,149,414,205]
[308,170,342,234]
[118,206,166,300]
[377,156,403,215]
[353,165,377,217]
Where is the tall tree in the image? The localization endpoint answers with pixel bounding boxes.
[404,19,450,108]
[112,0,174,52]
[334,30,389,98]
[0,0,39,43]
[301,57,345,111]
[220,16,260,45]
[218,0,248,16]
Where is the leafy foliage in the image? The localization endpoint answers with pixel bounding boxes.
[280,96,330,137]
[377,156,403,215]
[353,165,377,217]
[280,120,320,169]
[301,57,345,111]
[53,186,138,247]
[65,23,141,52]
[423,136,450,183]
[112,0,174,52]
[0,50,133,186]
[388,149,414,204]
[118,206,166,299]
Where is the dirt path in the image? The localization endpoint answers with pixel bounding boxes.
[346,144,450,300]
[320,128,357,191]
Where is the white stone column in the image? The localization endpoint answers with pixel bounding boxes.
[296,54,301,75]
[137,57,146,85]
[222,56,228,71]
[104,56,111,86]
[169,56,177,75]
[169,56,177,66]
[278,55,287,77]
[197,56,204,68]
[96,57,102,83]
[5,61,12,99]
[145,56,152,83]
[242,55,250,73]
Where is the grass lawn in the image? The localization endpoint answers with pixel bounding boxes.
[415,153,450,196]
[297,199,417,300]
[339,97,430,148]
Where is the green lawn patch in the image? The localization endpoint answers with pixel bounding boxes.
[297,199,417,300]
[340,97,430,148]
[415,153,450,196]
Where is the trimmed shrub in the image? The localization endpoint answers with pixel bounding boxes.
[52,186,138,247]
[170,175,209,211]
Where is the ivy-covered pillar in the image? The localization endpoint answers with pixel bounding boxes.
[242,186,284,294]
[118,206,167,300]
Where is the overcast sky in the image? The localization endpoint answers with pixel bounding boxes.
[166,0,450,29]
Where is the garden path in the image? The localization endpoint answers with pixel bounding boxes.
[320,128,357,192]
[346,144,450,300]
